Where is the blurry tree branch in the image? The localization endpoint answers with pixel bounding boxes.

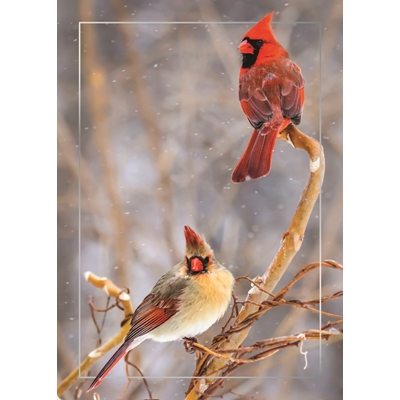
[197,0,239,86]
[57,113,105,219]
[80,0,130,285]
[57,272,134,397]
[112,0,177,257]
[185,125,327,399]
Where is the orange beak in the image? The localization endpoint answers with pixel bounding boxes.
[190,257,204,272]
[238,39,254,54]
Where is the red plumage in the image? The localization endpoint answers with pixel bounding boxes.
[231,11,305,183]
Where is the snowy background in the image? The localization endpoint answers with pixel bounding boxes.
[58,0,342,399]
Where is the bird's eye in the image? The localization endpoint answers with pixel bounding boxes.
[204,257,209,265]
[257,40,264,46]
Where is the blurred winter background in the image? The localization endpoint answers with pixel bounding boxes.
[58,0,342,399]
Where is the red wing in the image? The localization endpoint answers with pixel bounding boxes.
[239,87,274,129]
[124,291,182,342]
[281,61,305,125]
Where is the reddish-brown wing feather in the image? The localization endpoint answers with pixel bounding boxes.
[239,87,274,129]
[87,273,186,392]
[124,292,181,342]
[280,61,305,124]
[87,295,179,393]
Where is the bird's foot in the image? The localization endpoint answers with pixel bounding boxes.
[183,336,198,354]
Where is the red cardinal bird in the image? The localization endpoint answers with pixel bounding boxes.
[87,226,235,392]
[231,11,305,183]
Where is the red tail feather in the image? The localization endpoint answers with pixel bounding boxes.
[87,342,130,392]
[231,127,278,183]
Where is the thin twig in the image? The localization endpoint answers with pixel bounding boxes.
[235,276,276,297]
[57,273,134,397]
[124,355,154,400]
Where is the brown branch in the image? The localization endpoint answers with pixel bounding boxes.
[231,272,342,330]
[235,276,277,297]
[186,125,326,399]
[219,293,240,334]
[237,290,343,320]
[57,272,133,397]
[186,263,342,398]
[321,320,343,331]
[186,328,341,398]
[89,296,109,347]
[274,259,343,301]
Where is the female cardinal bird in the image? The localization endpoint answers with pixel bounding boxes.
[87,225,235,392]
[231,11,305,183]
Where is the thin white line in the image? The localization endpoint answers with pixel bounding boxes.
[77,19,323,381]
[84,375,323,379]
[78,21,320,25]
[78,20,82,379]
[318,21,322,376]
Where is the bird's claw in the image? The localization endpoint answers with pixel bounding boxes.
[183,336,198,354]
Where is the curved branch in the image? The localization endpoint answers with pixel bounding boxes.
[57,272,133,397]
[186,125,325,399]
